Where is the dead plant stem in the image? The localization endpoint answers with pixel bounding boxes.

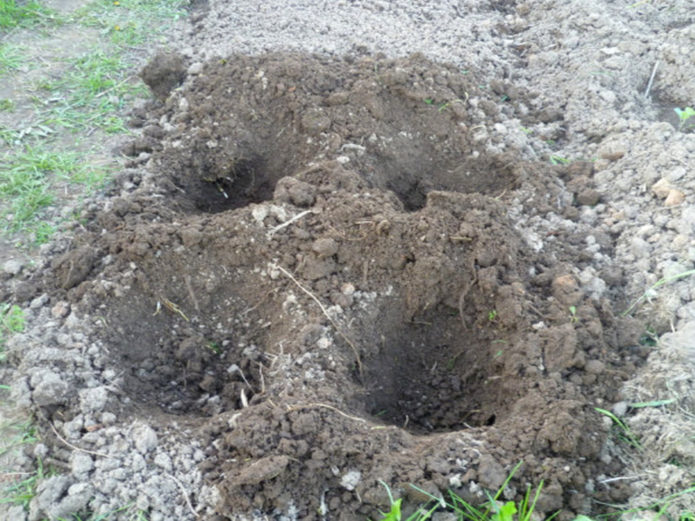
[275,264,363,374]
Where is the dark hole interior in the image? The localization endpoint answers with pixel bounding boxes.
[192,156,275,213]
[357,306,504,434]
[363,153,520,212]
[106,288,261,416]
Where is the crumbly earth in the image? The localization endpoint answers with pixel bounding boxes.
[3,0,695,520]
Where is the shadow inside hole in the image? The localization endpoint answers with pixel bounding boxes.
[195,157,275,213]
[357,305,506,434]
[104,288,258,416]
[369,154,520,212]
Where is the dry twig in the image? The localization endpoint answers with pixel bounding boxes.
[275,264,363,374]
[50,422,112,459]
[165,472,199,518]
[184,275,200,312]
[268,209,316,236]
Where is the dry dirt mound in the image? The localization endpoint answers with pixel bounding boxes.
[9,53,647,520]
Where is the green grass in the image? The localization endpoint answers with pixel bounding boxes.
[549,155,570,165]
[0,43,24,75]
[622,269,695,316]
[0,454,46,511]
[0,1,182,517]
[373,465,695,521]
[0,0,56,29]
[674,107,695,132]
[0,148,59,232]
[0,145,109,236]
[582,485,695,521]
[31,49,143,134]
[0,302,25,361]
[595,407,641,450]
[0,124,21,144]
[72,0,188,48]
[0,0,187,246]
[373,462,554,521]
[73,51,126,94]
[0,419,35,457]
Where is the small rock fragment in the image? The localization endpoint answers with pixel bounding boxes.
[340,470,361,491]
[651,178,673,199]
[233,455,290,486]
[5,505,26,521]
[30,294,49,309]
[2,259,23,276]
[51,301,71,319]
[301,109,331,134]
[71,453,95,476]
[312,237,338,257]
[551,274,583,306]
[274,177,317,207]
[79,386,109,413]
[153,452,173,472]
[477,454,506,490]
[598,142,626,161]
[31,370,69,406]
[187,62,203,75]
[585,359,605,374]
[132,424,158,454]
[576,189,601,206]
[30,475,71,519]
[664,189,685,207]
[612,401,628,417]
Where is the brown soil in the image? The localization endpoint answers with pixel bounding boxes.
[22,53,647,519]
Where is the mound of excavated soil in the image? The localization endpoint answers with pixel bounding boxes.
[6,53,650,521]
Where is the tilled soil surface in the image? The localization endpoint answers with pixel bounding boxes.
[3,1,695,520]
[8,52,644,520]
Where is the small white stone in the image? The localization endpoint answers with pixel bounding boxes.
[651,178,673,199]
[132,424,158,454]
[187,62,203,75]
[340,470,361,491]
[493,123,507,134]
[612,401,628,416]
[153,452,173,472]
[101,412,117,425]
[2,259,23,275]
[251,206,268,225]
[71,453,94,476]
[79,387,109,413]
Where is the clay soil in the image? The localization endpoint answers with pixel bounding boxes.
[10,51,653,520]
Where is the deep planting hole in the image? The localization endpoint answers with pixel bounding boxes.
[357,305,509,434]
[183,154,275,213]
[103,279,263,417]
[143,53,525,215]
[365,151,521,211]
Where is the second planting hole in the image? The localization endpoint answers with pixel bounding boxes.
[358,306,507,434]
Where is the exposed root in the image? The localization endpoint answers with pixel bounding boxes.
[275,264,363,375]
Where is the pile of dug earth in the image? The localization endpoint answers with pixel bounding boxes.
[4,1,695,520]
